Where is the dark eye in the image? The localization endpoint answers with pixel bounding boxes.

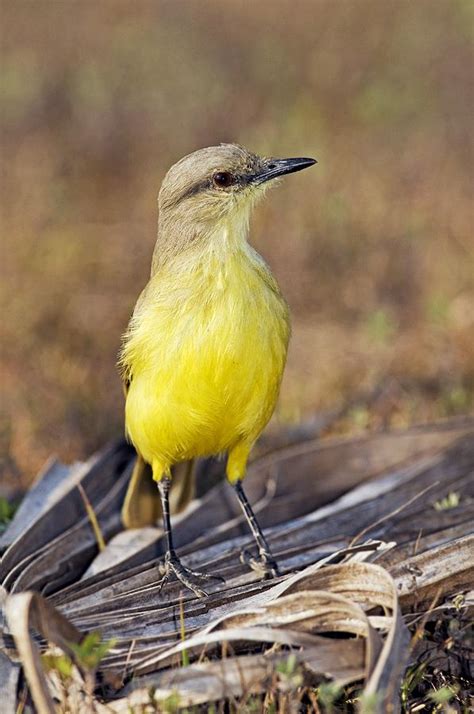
[213,171,234,188]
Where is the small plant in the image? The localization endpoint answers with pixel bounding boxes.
[275,653,303,690]
[0,497,16,532]
[70,631,116,672]
[427,683,459,705]
[41,642,114,713]
[401,661,428,709]
[69,631,116,705]
[160,690,181,713]
[434,491,460,511]
[41,650,77,712]
[316,681,343,712]
[41,652,74,680]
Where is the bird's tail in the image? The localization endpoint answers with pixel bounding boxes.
[121,454,196,529]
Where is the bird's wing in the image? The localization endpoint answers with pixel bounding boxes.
[119,283,196,527]
[118,281,152,391]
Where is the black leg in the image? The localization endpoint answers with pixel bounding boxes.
[158,478,176,555]
[233,480,279,578]
[157,478,224,598]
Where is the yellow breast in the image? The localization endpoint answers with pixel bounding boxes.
[121,242,290,473]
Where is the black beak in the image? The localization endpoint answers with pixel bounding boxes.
[251,156,317,185]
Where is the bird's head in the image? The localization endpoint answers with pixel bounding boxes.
[155,144,316,265]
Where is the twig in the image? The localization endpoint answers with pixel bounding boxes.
[413,529,423,557]
[121,638,136,684]
[349,481,440,548]
[77,484,106,552]
[408,587,443,653]
[179,595,189,667]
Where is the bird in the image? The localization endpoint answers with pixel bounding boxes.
[119,144,316,596]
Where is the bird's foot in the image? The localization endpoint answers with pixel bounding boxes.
[240,548,280,579]
[157,552,224,598]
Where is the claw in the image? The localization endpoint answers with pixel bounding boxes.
[240,548,279,579]
[157,552,224,598]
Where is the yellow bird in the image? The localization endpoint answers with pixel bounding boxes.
[119,144,316,595]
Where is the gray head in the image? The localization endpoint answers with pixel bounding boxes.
[154,144,316,268]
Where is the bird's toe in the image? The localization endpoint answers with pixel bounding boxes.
[240,548,279,579]
[158,553,224,598]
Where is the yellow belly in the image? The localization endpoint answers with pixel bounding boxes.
[122,249,290,479]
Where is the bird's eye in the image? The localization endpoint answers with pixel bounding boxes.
[213,171,234,188]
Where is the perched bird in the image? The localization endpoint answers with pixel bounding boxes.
[119,144,316,596]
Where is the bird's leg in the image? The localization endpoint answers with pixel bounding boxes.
[157,477,224,598]
[233,480,279,578]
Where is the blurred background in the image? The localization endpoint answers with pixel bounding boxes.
[1,0,473,487]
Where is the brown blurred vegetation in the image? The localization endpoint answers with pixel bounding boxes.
[1,0,473,486]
